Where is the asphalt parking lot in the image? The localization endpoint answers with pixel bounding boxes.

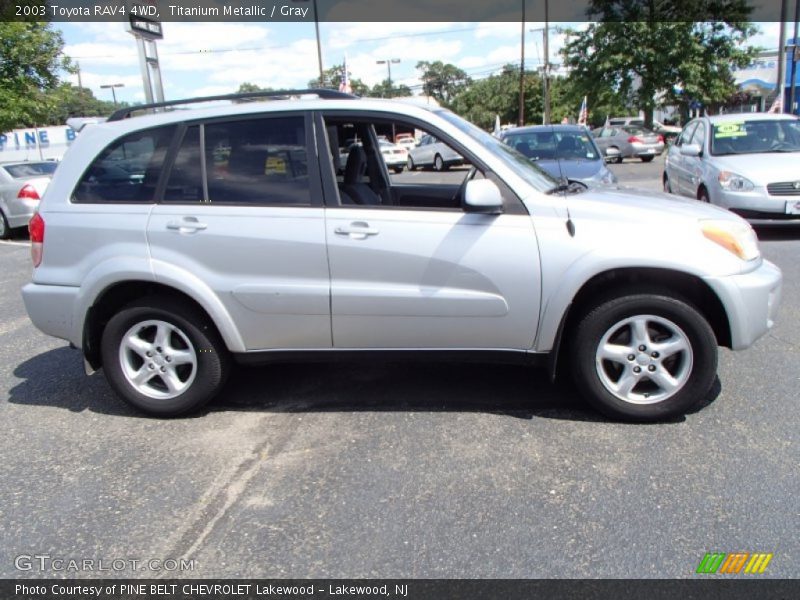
[1,163,798,579]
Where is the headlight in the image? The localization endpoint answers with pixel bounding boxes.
[700,219,760,261]
[718,171,754,192]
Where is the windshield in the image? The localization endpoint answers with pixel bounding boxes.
[710,119,800,155]
[502,130,601,161]
[435,110,558,192]
[3,162,58,178]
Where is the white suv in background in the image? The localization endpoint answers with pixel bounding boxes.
[22,90,782,421]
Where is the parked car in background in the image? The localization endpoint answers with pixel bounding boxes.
[407,133,463,171]
[0,161,57,239]
[593,125,665,162]
[499,125,617,188]
[663,113,800,224]
[394,133,417,152]
[609,116,681,142]
[379,139,408,173]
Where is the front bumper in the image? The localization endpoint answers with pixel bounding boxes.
[21,283,81,345]
[716,188,800,224]
[704,259,782,350]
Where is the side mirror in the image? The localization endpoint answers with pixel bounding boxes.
[680,143,702,157]
[604,147,620,162]
[463,179,503,214]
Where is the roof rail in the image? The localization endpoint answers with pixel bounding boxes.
[107,88,358,122]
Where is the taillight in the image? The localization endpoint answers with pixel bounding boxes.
[628,136,643,143]
[657,134,665,143]
[18,184,40,200]
[29,213,44,267]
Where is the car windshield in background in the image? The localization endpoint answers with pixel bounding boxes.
[3,162,58,178]
[503,131,601,161]
[710,119,800,156]
[621,125,650,136]
[435,110,558,192]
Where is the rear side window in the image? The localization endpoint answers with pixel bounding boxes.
[205,116,310,205]
[73,126,175,203]
[3,162,58,178]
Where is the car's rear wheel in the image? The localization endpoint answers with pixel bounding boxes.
[663,175,672,193]
[0,211,10,240]
[393,166,404,174]
[407,156,416,171]
[641,155,655,162]
[698,187,710,203]
[571,293,717,421]
[101,297,230,417]
[434,154,445,171]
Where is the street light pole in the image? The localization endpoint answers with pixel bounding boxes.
[543,0,551,124]
[100,83,124,107]
[376,58,401,97]
[313,0,325,86]
[519,0,526,126]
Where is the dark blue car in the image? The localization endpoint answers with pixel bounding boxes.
[499,125,617,188]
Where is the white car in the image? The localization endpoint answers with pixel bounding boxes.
[663,113,800,224]
[0,161,57,239]
[379,139,408,173]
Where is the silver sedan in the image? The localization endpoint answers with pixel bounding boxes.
[0,161,57,239]
[592,125,665,163]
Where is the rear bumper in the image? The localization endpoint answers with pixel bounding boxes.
[4,198,38,229]
[21,283,80,345]
[704,259,782,350]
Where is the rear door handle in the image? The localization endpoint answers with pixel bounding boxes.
[334,221,379,240]
[166,217,207,234]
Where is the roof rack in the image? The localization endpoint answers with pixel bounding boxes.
[107,88,358,122]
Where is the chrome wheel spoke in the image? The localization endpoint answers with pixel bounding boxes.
[599,343,632,364]
[631,317,651,347]
[162,369,184,394]
[648,368,680,392]
[169,349,195,366]
[653,337,689,358]
[614,369,640,396]
[154,323,171,350]
[124,335,151,358]
[131,366,156,387]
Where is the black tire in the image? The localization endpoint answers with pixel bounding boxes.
[698,187,710,203]
[100,297,230,417]
[407,156,416,171]
[393,166,404,174]
[610,148,623,164]
[434,154,444,171]
[571,293,717,422]
[663,175,672,193]
[0,210,10,240]
[641,155,655,162]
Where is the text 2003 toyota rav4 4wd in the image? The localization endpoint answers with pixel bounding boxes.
[22,90,782,421]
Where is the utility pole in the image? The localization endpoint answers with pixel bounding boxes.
[377,58,401,97]
[77,62,83,89]
[790,0,799,114]
[518,0,526,126]
[100,83,125,107]
[543,0,551,124]
[313,0,325,86]
[777,0,788,112]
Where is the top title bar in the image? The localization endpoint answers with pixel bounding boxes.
[1,0,783,23]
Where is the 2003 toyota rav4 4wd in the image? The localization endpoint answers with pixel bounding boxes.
[22,90,782,421]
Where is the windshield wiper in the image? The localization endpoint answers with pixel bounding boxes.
[546,180,587,195]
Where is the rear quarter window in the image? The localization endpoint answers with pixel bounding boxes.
[73,126,175,203]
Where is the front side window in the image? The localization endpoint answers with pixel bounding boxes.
[73,126,174,203]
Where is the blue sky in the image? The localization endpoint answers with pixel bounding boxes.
[57,21,782,106]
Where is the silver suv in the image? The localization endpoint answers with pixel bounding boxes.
[22,90,782,421]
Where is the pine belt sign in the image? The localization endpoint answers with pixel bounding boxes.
[0,126,78,162]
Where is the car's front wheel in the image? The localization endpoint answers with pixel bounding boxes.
[0,210,10,240]
[393,166,404,174]
[571,293,717,421]
[101,297,230,417]
[407,156,416,171]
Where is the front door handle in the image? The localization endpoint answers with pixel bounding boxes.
[334,221,379,240]
[166,217,208,234]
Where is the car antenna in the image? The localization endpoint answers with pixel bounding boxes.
[551,121,576,237]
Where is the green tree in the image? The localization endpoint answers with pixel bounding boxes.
[236,82,272,93]
[0,22,73,131]
[416,61,471,106]
[451,65,543,129]
[42,84,119,124]
[370,79,412,98]
[561,1,758,127]
[308,65,369,96]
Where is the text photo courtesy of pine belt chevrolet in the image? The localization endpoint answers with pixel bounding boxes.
[22,90,782,422]
[663,113,800,225]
